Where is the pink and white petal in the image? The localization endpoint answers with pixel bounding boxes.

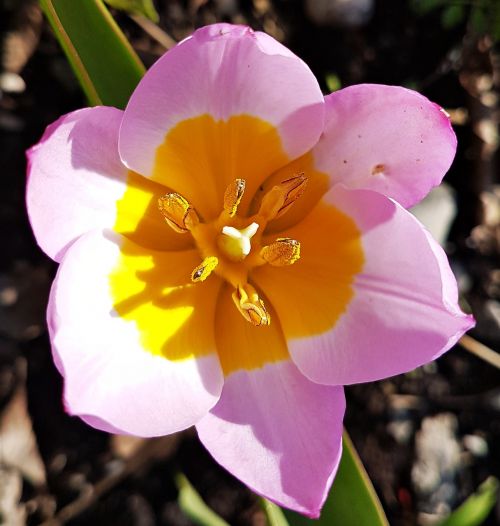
[48,229,223,436]
[312,84,457,208]
[119,23,324,215]
[27,107,128,261]
[196,361,345,517]
[256,186,474,386]
[26,106,180,261]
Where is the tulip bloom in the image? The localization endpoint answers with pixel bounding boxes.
[27,23,473,517]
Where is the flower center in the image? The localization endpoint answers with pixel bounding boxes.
[157,175,306,326]
[218,222,259,261]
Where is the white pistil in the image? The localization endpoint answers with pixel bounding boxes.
[218,222,259,261]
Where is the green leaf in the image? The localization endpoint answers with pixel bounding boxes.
[104,0,159,23]
[410,0,448,16]
[441,5,465,28]
[470,5,488,35]
[325,73,341,93]
[175,472,230,526]
[40,0,145,108]
[437,477,499,526]
[493,2,500,42]
[261,499,291,526]
[284,431,389,525]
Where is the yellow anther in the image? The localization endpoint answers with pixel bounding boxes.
[232,284,270,326]
[260,238,301,266]
[158,192,199,233]
[223,179,246,217]
[191,256,219,282]
[258,173,307,220]
[217,222,259,262]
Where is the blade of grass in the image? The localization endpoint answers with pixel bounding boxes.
[175,472,230,526]
[105,0,159,22]
[437,477,499,526]
[261,498,290,526]
[129,13,176,50]
[40,0,145,108]
[284,431,389,525]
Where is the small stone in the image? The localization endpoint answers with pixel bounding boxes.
[305,0,374,27]
[214,0,239,16]
[0,286,18,306]
[485,300,500,326]
[0,467,26,526]
[463,434,488,457]
[111,434,146,459]
[387,420,414,445]
[410,184,457,247]
[48,453,67,474]
[0,382,46,487]
[412,413,461,503]
[0,72,25,93]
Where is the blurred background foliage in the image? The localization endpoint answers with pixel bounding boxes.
[410,0,500,39]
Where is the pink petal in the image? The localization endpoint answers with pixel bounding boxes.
[196,361,345,517]
[26,107,184,262]
[255,185,474,386]
[312,84,457,208]
[48,229,223,436]
[27,107,127,261]
[119,23,324,218]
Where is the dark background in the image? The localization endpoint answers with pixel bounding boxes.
[0,0,499,524]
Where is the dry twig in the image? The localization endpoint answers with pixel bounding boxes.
[459,334,500,369]
[130,14,176,50]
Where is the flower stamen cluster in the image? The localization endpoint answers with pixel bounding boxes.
[157,174,306,326]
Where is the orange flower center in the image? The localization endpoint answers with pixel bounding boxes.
[157,175,306,326]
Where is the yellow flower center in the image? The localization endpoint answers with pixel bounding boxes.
[157,175,307,326]
[218,222,260,261]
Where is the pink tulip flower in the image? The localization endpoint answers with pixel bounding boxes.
[26,23,474,517]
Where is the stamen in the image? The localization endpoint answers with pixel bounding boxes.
[223,179,246,217]
[258,173,307,221]
[260,238,301,266]
[191,256,219,282]
[218,222,259,261]
[157,175,305,327]
[158,192,199,233]
[232,284,270,326]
